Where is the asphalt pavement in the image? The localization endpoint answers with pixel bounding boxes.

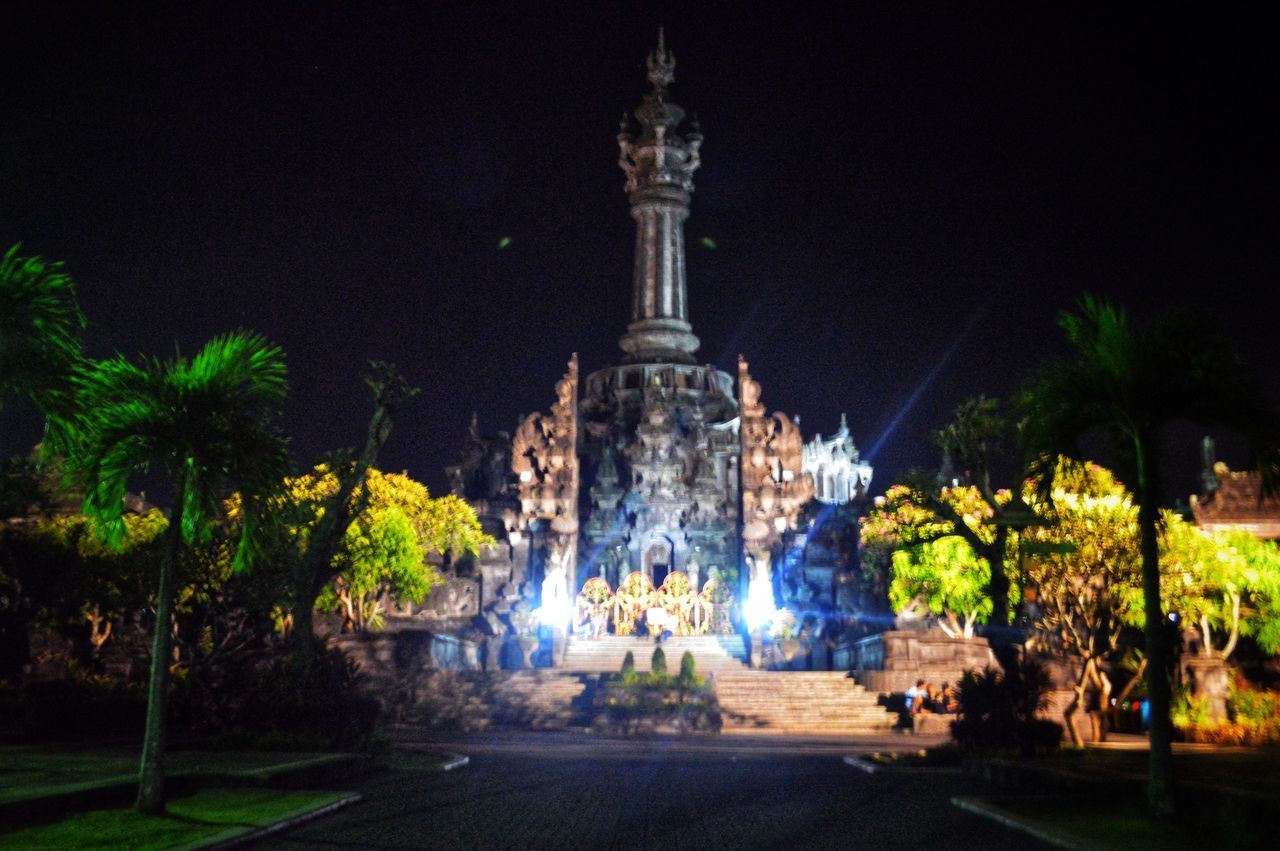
[266,733,1045,850]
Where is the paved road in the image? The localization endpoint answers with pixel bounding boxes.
[271,735,1044,850]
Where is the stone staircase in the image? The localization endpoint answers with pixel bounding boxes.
[714,671,898,736]
[560,634,750,674]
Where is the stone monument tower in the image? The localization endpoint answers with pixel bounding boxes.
[450,34,874,645]
[578,31,741,594]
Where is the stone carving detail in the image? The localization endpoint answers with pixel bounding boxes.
[417,576,479,621]
[737,355,815,580]
[513,354,580,612]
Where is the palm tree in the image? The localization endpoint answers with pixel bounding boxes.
[1020,296,1280,816]
[0,243,85,437]
[67,332,289,814]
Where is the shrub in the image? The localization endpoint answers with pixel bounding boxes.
[651,647,667,679]
[679,651,696,685]
[231,641,384,752]
[0,669,145,741]
[621,650,635,676]
[950,659,1061,755]
[1175,680,1280,745]
[1229,682,1280,726]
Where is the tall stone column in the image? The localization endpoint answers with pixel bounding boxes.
[617,31,703,365]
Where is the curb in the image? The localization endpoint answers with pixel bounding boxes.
[951,796,1091,850]
[843,755,878,774]
[393,746,471,772]
[201,792,363,849]
[844,754,963,775]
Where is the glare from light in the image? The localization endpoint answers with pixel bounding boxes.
[743,578,777,632]
[534,597,572,631]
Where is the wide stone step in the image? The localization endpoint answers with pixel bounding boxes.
[710,670,898,735]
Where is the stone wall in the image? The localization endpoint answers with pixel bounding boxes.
[333,628,481,717]
[843,629,996,694]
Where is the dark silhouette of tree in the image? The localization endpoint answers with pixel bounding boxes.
[287,363,418,673]
[1020,296,1280,816]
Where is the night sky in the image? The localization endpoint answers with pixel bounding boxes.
[3,3,1276,504]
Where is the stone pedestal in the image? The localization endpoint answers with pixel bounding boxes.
[1183,655,1231,722]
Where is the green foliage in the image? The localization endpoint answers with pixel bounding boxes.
[863,479,1019,635]
[650,646,667,678]
[888,537,991,638]
[67,331,289,561]
[933,395,1005,484]
[62,330,290,813]
[1023,460,1142,674]
[1117,513,1280,660]
[1019,295,1280,814]
[620,650,635,676]
[276,465,491,631]
[1229,680,1280,726]
[0,244,85,426]
[678,650,696,685]
[599,660,719,735]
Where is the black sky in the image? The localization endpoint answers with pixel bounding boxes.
[3,2,1277,503]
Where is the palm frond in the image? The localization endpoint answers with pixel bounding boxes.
[65,332,290,553]
[0,244,86,411]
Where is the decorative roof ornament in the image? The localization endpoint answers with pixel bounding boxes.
[617,29,702,196]
[646,27,675,90]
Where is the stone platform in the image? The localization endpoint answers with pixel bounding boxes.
[559,635,749,673]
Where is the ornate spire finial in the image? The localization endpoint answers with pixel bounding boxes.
[646,28,675,90]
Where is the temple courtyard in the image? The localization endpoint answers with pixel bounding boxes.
[263,732,1042,850]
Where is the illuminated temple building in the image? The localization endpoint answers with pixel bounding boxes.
[443,36,873,657]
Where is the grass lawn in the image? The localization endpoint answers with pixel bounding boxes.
[1064,746,1280,797]
[0,747,349,804]
[997,796,1260,851]
[0,787,351,850]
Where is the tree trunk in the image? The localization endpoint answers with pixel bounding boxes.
[136,477,185,815]
[1096,668,1113,742]
[1065,669,1087,748]
[986,528,1011,629]
[1136,440,1176,817]
[291,570,320,673]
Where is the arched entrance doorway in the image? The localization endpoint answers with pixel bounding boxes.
[643,538,673,587]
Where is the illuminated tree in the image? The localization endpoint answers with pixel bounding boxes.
[861,481,1014,636]
[1020,295,1280,816]
[1150,517,1280,661]
[67,332,289,814]
[0,244,85,450]
[277,465,489,632]
[1023,460,1142,745]
[888,537,991,638]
